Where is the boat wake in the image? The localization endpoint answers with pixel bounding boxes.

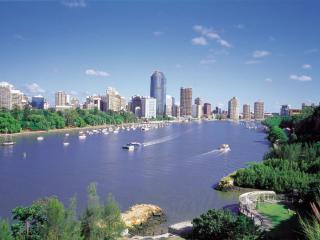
[143,134,178,147]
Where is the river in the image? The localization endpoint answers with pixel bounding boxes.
[0,121,269,225]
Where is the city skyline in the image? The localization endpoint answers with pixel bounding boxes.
[0,1,319,112]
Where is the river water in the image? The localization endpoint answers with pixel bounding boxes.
[0,121,269,225]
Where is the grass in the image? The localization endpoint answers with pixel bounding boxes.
[257,202,295,227]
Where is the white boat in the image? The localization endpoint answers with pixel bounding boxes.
[122,145,134,151]
[219,144,231,151]
[103,132,109,135]
[1,130,16,146]
[141,127,149,131]
[63,142,70,146]
[113,130,119,134]
[65,133,70,137]
[78,134,86,140]
[37,136,44,141]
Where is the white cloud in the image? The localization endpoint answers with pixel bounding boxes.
[252,50,271,58]
[200,56,216,65]
[302,64,312,69]
[244,60,261,65]
[192,25,232,48]
[153,31,164,37]
[85,69,110,77]
[290,74,312,82]
[268,36,275,41]
[235,24,245,29]
[304,48,318,54]
[265,78,273,82]
[191,37,208,46]
[25,83,45,93]
[62,0,86,8]
[13,34,24,40]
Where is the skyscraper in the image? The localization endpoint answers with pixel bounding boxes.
[243,104,251,120]
[180,87,192,117]
[254,100,264,120]
[203,103,212,118]
[55,91,67,107]
[228,97,239,120]
[131,96,142,116]
[280,105,289,116]
[103,87,122,112]
[150,71,166,116]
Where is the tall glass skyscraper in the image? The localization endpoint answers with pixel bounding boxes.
[150,71,166,116]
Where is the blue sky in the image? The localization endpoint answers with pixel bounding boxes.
[0,0,319,112]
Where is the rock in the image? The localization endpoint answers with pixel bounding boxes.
[168,221,193,237]
[215,172,236,191]
[121,204,164,228]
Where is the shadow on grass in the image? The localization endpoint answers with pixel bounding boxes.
[264,203,304,240]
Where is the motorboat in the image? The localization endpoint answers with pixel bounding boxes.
[129,142,142,147]
[1,140,16,146]
[122,145,134,151]
[141,127,149,131]
[1,130,16,146]
[65,133,70,137]
[63,142,70,146]
[78,134,86,140]
[37,136,44,141]
[113,130,119,134]
[219,144,231,151]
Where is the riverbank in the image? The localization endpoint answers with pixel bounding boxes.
[0,120,177,138]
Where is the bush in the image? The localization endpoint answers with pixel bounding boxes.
[192,209,262,240]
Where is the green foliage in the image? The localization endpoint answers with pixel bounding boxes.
[300,217,320,240]
[0,108,137,133]
[0,219,13,240]
[192,209,261,240]
[81,184,125,240]
[0,112,21,133]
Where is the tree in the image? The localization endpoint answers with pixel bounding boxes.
[0,112,21,133]
[0,219,13,240]
[100,194,126,240]
[43,198,65,239]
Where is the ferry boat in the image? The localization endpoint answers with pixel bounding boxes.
[219,144,231,151]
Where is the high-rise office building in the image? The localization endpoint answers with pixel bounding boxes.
[55,91,67,107]
[194,97,203,106]
[150,71,166,116]
[192,104,202,119]
[70,97,80,109]
[165,95,175,116]
[173,105,180,118]
[0,82,25,109]
[254,101,264,120]
[243,104,251,120]
[83,96,101,110]
[131,96,142,116]
[203,103,212,117]
[180,87,192,117]
[103,87,122,112]
[31,95,45,109]
[280,105,290,116]
[141,97,157,119]
[228,97,239,120]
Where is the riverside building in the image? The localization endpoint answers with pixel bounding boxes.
[243,104,251,120]
[180,87,192,117]
[254,101,264,120]
[0,82,26,109]
[228,97,239,120]
[150,71,166,116]
[141,97,157,119]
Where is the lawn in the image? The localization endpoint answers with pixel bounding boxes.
[257,202,296,227]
